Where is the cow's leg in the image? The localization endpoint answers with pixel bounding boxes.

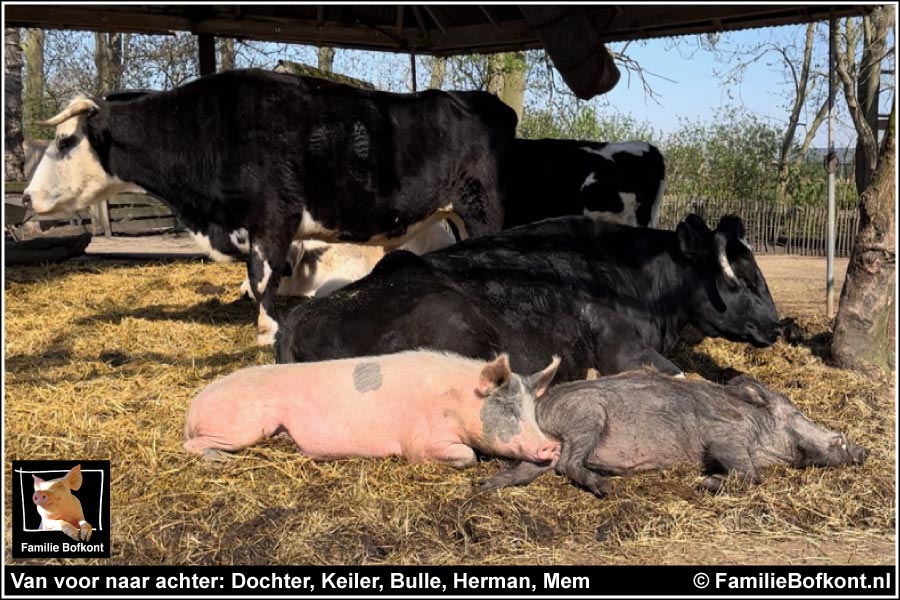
[607,344,683,377]
[247,231,293,346]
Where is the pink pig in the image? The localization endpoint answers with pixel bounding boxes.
[32,465,93,541]
[184,350,562,468]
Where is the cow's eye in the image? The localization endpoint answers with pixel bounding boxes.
[57,136,77,152]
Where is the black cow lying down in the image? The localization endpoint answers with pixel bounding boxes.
[477,369,868,497]
[24,69,517,345]
[277,214,780,381]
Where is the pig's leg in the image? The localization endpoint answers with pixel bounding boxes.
[702,441,761,492]
[433,443,478,469]
[558,440,611,497]
[78,520,93,541]
[41,519,81,541]
[477,460,553,491]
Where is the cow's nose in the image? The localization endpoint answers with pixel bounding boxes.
[21,193,32,210]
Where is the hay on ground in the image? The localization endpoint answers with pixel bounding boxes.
[4,259,895,565]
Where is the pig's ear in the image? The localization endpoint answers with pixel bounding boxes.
[477,353,512,395]
[33,475,45,490]
[728,377,770,408]
[65,465,83,491]
[529,355,561,398]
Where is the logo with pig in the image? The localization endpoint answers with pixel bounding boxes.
[12,460,110,558]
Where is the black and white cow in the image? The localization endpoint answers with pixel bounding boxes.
[505,139,666,228]
[23,68,517,344]
[276,214,779,381]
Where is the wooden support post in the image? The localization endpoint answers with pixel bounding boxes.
[89,204,103,235]
[198,33,216,75]
[99,199,112,237]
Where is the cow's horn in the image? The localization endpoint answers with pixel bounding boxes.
[37,97,99,127]
[715,232,739,286]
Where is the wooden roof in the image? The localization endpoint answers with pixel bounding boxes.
[5,4,872,55]
[4,4,875,100]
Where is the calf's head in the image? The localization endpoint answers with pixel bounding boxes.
[731,377,868,467]
[476,354,562,463]
[677,214,779,347]
[32,465,83,513]
[23,95,139,216]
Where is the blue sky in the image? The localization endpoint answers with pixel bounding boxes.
[321,22,893,150]
[595,27,858,148]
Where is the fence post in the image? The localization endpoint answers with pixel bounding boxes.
[99,199,112,237]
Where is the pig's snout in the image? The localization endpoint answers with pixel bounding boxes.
[536,441,561,463]
[849,443,869,465]
[32,492,49,506]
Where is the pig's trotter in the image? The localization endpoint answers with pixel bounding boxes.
[78,520,93,541]
[201,448,235,462]
[437,444,478,469]
[60,522,80,541]
[701,474,726,494]
[478,460,553,491]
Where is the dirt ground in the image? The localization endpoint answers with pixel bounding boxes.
[756,255,849,318]
[3,241,894,566]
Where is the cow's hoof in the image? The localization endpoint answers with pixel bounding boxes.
[79,521,93,541]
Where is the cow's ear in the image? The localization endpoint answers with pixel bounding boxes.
[716,215,745,240]
[676,214,712,261]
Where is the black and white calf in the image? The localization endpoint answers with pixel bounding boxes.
[24,68,517,344]
[506,139,666,228]
[277,213,779,382]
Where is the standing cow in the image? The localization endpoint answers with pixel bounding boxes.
[23,68,517,344]
[277,214,779,382]
[506,139,666,228]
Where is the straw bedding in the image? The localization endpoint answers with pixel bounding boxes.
[4,259,894,565]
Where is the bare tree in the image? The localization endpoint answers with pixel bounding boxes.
[5,28,25,181]
[429,56,446,89]
[317,46,335,73]
[23,28,44,137]
[832,104,895,372]
[486,52,527,123]
[94,32,123,93]
[833,6,893,194]
[218,37,235,71]
[703,23,837,202]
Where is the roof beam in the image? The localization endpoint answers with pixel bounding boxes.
[423,6,448,35]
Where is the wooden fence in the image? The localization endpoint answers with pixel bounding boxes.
[5,182,180,239]
[657,196,861,257]
[7,185,861,258]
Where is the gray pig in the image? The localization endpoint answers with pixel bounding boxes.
[479,369,868,496]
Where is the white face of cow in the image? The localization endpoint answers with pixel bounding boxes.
[23,96,140,216]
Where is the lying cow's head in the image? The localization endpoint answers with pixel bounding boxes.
[676,214,779,348]
[23,95,140,216]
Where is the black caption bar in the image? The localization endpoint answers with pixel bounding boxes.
[3,565,896,597]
